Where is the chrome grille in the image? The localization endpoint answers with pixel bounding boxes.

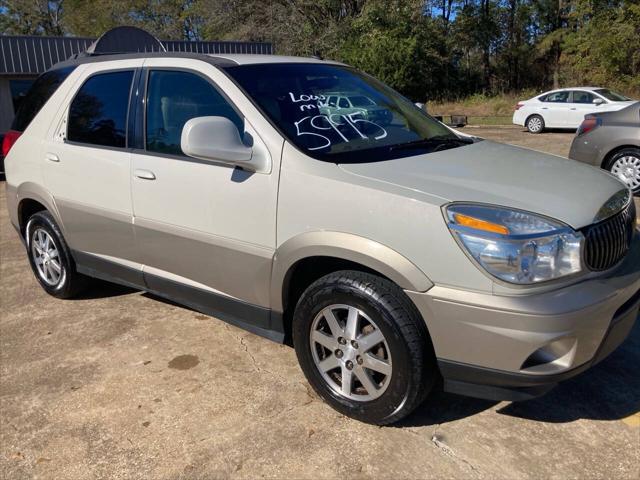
[583,200,636,271]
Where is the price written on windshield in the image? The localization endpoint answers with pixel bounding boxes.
[288,92,388,150]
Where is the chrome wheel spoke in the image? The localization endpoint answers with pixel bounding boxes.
[341,367,353,396]
[354,366,378,395]
[344,307,359,340]
[311,330,338,351]
[358,329,384,353]
[50,259,62,273]
[363,353,392,376]
[323,308,343,338]
[318,354,340,373]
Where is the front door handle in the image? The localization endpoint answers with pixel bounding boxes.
[45,153,60,162]
[134,169,156,180]
[570,107,577,110]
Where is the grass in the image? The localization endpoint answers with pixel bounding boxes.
[427,91,536,118]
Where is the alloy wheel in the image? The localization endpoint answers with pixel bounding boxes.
[31,228,65,287]
[528,117,542,132]
[309,304,392,401]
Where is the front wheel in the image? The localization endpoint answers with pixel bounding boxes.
[292,270,436,425]
[605,148,640,194]
[526,114,545,134]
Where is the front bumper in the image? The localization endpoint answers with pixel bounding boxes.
[407,232,640,401]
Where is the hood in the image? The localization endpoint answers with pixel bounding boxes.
[339,140,627,229]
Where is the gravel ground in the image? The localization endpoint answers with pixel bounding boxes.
[1,128,639,479]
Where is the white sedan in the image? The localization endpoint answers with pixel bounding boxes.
[513,87,635,133]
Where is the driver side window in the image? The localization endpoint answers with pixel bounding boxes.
[145,70,243,156]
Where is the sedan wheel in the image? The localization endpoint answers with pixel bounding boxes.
[610,153,640,193]
[526,115,544,134]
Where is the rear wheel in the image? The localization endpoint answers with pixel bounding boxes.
[605,148,640,194]
[292,270,436,425]
[25,211,89,298]
[526,114,545,134]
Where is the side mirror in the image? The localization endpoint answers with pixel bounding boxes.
[593,98,605,105]
[181,116,253,167]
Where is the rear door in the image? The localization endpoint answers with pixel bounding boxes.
[43,60,143,279]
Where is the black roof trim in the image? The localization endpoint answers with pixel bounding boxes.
[51,51,239,71]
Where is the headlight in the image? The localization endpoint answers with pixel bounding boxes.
[445,204,583,284]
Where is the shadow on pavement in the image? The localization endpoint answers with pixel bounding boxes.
[73,279,138,300]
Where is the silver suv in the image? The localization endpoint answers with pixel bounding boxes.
[4,52,639,425]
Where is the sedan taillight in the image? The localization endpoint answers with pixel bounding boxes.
[514,102,525,110]
[577,116,601,136]
[1,129,22,157]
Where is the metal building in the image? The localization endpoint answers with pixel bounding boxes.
[0,34,273,133]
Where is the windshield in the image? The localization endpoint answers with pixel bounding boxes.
[594,89,631,101]
[224,63,466,162]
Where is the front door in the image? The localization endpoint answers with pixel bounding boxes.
[130,60,282,314]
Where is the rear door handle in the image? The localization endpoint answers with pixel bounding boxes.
[570,107,577,110]
[134,169,156,180]
[45,153,60,162]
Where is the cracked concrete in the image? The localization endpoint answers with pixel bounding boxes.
[1,128,639,479]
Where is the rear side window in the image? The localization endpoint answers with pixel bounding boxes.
[543,91,570,103]
[68,70,134,148]
[11,66,75,132]
[145,70,243,156]
[571,91,594,104]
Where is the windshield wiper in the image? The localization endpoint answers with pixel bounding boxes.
[389,135,474,152]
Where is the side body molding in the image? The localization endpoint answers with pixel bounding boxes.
[271,231,433,312]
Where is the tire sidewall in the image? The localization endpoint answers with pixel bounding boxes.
[293,280,419,423]
[25,212,75,297]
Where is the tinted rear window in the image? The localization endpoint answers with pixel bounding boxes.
[11,66,76,132]
[67,70,134,148]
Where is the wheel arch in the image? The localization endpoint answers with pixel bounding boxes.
[601,144,640,169]
[15,183,64,239]
[272,232,433,317]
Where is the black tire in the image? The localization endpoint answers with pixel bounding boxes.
[25,211,89,299]
[526,114,545,134]
[604,147,640,195]
[292,270,437,425]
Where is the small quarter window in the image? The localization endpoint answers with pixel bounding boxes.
[68,70,134,148]
[145,70,243,156]
[12,66,75,132]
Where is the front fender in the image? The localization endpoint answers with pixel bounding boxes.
[270,231,433,311]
